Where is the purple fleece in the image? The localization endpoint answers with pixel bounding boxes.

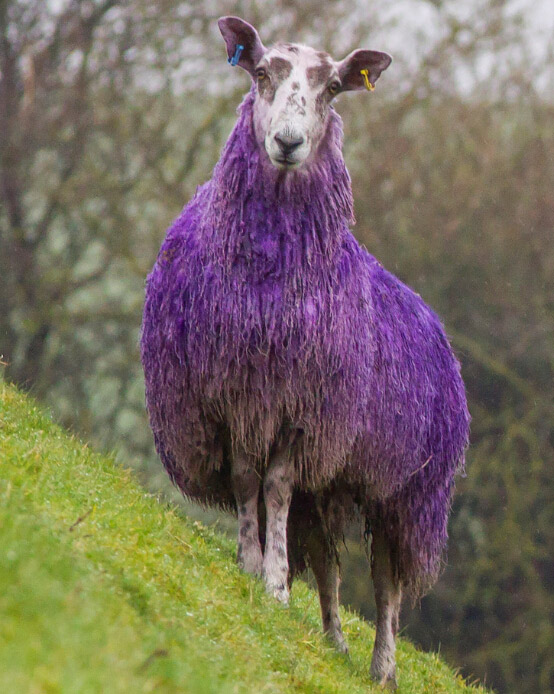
[141,87,470,595]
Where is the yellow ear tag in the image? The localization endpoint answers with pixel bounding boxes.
[360,69,375,91]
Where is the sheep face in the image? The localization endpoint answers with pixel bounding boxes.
[252,44,341,171]
[218,16,392,172]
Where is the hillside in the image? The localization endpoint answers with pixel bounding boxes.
[0,381,490,693]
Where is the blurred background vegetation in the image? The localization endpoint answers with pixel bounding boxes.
[1,1,552,692]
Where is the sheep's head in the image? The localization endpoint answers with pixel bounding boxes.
[218,16,392,171]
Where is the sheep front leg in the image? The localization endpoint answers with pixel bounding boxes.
[231,448,263,576]
[262,445,294,604]
[306,524,348,654]
[370,522,402,690]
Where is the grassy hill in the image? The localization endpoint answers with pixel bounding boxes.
[0,381,490,693]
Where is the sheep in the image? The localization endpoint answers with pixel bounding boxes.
[141,16,470,689]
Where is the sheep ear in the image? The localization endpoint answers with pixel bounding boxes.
[337,49,392,91]
[218,16,266,78]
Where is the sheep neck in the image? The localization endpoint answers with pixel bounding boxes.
[205,87,355,266]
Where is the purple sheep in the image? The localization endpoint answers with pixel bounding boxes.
[141,16,469,688]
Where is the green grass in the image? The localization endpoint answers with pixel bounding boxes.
[0,380,490,693]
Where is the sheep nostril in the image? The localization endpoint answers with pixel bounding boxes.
[274,132,304,155]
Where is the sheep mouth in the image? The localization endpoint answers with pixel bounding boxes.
[271,155,302,170]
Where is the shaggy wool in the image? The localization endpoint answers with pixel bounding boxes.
[141,86,470,595]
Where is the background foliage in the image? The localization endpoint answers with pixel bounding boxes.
[1,1,552,692]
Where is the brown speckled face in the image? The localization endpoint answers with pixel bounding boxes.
[252,44,342,170]
[257,56,293,102]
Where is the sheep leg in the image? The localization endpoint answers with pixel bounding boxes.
[231,448,263,576]
[370,522,402,690]
[262,444,294,604]
[307,525,348,654]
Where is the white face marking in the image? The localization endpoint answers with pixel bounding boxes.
[252,45,340,171]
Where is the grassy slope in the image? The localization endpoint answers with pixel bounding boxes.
[0,381,489,694]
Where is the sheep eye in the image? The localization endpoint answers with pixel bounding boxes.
[256,68,267,80]
[328,80,341,95]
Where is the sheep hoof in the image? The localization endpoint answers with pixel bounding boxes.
[370,671,397,691]
[265,582,289,605]
[325,629,349,654]
[333,639,349,655]
[332,636,349,655]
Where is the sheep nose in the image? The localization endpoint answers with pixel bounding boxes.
[274,132,304,155]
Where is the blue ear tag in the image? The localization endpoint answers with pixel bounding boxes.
[229,44,244,66]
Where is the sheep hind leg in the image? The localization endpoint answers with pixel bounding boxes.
[231,448,263,576]
[306,523,348,654]
[370,521,402,690]
[262,444,294,604]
